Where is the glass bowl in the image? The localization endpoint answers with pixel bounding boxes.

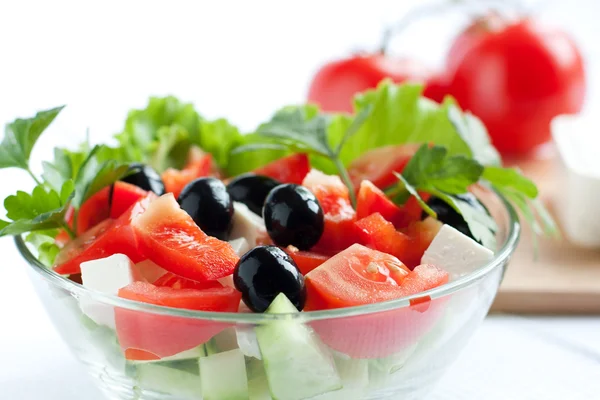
[16,188,520,400]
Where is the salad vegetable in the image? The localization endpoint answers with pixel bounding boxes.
[0,82,553,399]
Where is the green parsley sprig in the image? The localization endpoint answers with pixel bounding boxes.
[231,105,373,206]
[0,107,131,262]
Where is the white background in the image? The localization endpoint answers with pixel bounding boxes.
[1,1,599,399]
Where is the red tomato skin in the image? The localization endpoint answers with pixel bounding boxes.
[399,217,443,269]
[307,55,434,113]
[154,272,222,290]
[302,170,358,252]
[76,186,111,234]
[116,281,240,360]
[447,17,586,154]
[110,182,149,219]
[254,154,310,185]
[53,195,155,275]
[356,180,404,227]
[285,246,330,275]
[132,194,239,282]
[308,261,448,358]
[355,213,412,265]
[162,152,215,198]
[348,144,420,191]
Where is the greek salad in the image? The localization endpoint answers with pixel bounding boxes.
[0,82,556,399]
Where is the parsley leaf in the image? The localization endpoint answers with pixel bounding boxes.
[232,105,372,205]
[25,231,60,267]
[0,106,64,170]
[0,181,74,237]
[72,146,130,209]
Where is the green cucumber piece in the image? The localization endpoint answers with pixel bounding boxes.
[246,358,271,400]
[311,356,369,400]
[199,348,249,400]
[136,363,202,399]
[255,293,342,400]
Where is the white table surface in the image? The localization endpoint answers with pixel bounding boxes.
[1,1,599,399]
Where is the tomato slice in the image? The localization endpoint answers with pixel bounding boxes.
[348,144,420,190]
[305,244,410,310]
[254,153,310,184]
[76,186,111,234]
[116,281,240,360]
[154,272,223,290]
[305,244,448,357]
[355,213,412,266]
[53,195,155,275]
[399,217,443,269]
[394,193,431,229]
[302,170,358,252]
[356,180,405,227]
[110,182,148,219]
[285,246,330,275]
[162,152,215,198]
[132,193,239,282]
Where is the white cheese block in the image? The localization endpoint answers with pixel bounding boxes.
[421,224,494,278]
[80,254,143,328]
[135,259,167,284]
[230,202,266,248]
[229,237,251,257]
[235,326,262,360]
[552,114,600,247]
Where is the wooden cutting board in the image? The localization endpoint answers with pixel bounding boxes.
[491,147,600,314]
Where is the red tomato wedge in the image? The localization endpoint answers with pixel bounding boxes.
[154,272,222,290]
[348,144,420,190]
[356,180,405,227]
[53,195,155,275]
[76,186,111,234]
[355,213,412,266]
[132,193,239,282]
[302,170,358,252]
[162,151,215,198]
[110,182,149,219]
[285,246,330,275]
[115,281,240,360]
[399,218,443,269]
[254,153,310,184]
[305,244,449,357]
[305,244,410,310]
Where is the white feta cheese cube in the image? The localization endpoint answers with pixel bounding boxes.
[135,259,168,284]
[421,224,494,278]
[230,202,266,248]
[229,237,251,257]
[235,326,262,360]
[80,254,143,328]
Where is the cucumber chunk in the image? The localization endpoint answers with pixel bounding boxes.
[255,293,342,400]
[200,348,249,400]
[246,358,271,400]
[311,356,369,400]
[136,363,202,399]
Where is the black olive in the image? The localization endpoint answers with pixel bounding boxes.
[234,246,306,312]
[226,173,281,215]
[424,193,489,241]
[121,163,165,195]
[177,177,233,240]
[263,184,324,250]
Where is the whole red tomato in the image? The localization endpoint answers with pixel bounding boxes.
[307,54,445,113]
[445,16,586,154]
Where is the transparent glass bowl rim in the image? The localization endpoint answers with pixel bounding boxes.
[15,189,520,323]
